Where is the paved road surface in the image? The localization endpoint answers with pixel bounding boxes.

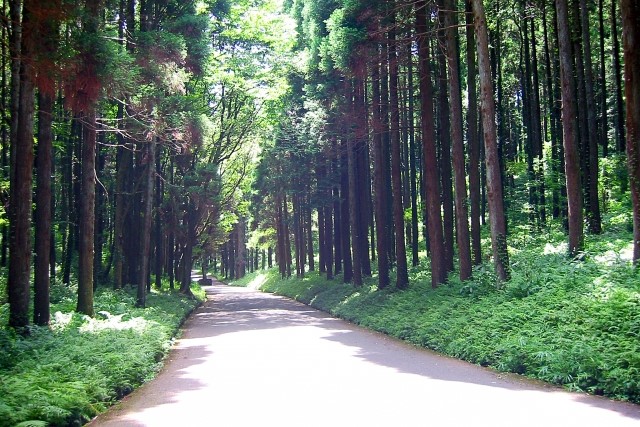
[89,282,640,427]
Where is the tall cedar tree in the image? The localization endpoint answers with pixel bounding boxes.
[388,6,409,289]
[8,0,36,328]
[34,2,60,325]
[443,0,472,280]
[556,0,584,256]
[621,0,640,263]
[472,0,510,281]
[416,0,447,287]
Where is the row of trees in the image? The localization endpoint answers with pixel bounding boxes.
[251,0,640,290]
[3,0,286,328]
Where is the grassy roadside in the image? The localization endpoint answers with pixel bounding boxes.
[235,230,640,404]
[0,283,204,427]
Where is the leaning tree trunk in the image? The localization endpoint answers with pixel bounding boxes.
[472,0,510,281]
[621,0,640,263]
[556,0,584,257]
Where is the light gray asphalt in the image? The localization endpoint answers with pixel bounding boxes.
[89,282,640,427]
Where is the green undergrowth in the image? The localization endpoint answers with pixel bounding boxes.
[247,229,640,403]
[0,282,203,427]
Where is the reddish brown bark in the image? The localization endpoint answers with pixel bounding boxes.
[444,0,472,281]
[556,0,584,257]
[472,0,510,281]
[416,0,447,287]
[388,14,408,289]
[621,0,640,263]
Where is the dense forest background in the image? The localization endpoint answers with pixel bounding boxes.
[0,0,639,385]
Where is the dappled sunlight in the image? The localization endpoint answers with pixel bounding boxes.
[594,243,634,266]
[92,283,640,426]
[543,241,568,255]
[246,272,268,290]
[79,313,153,334]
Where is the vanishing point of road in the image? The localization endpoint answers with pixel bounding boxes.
[89,281,640,427]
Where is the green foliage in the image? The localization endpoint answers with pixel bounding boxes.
[252,226,640,403]
[0,285,203,427]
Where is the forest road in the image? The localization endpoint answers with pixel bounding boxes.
[89,282,640,427]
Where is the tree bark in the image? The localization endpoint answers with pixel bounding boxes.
[466,0,482,265]
[34,90,54,325]
[388,13,409,289]
[556,0,584,256]
[473,0,510,281]
[9,0,34,328]
[612,0,626,153]
[137,140,155,307]
[417,0,447,287]
[372,48,390,289]
[579,0,602,234]
[621,0,640,263]
[347,128,362,286]
[437,4,455,273]
[444,0,472,281]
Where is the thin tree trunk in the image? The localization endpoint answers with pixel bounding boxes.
[407,36,420,267]
[77,109,96,317]
[556,0,584,256]
[473,0,511,281]
[9,0,34,328]
[33,5,58,325]
[372,43,390,288]
[388,12,409,289]
[437,4,455,273]
[417,0,447,287]
[598,0,609,158]
[612,0,626,154]
[466,0,482,265]
[137,140,155,307]
[347,85,362,286]
[579,0,602,234]
[444,0,472,281]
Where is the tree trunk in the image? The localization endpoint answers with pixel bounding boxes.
[437,4,455,273]
[407,36,420,267]
[340,140,353,283]
[473,0,510,281]
[388,13,409,289]
[579,0,602,234]
[154,146,163,289]
[347,91,362,286]
[621,0,640,263]
[444,0,472,281]
[34,90,55,326]
[77,110,96,317]
[556,0,584,256]
[137,140,155,307]
[598,0,608,157]
[466,0,482,265]
[612,0,626,154]
[372,45,390,289]
[8,0,34,328]
[417,0,447,287]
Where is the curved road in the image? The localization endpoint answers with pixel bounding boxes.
[90,282,640,427]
